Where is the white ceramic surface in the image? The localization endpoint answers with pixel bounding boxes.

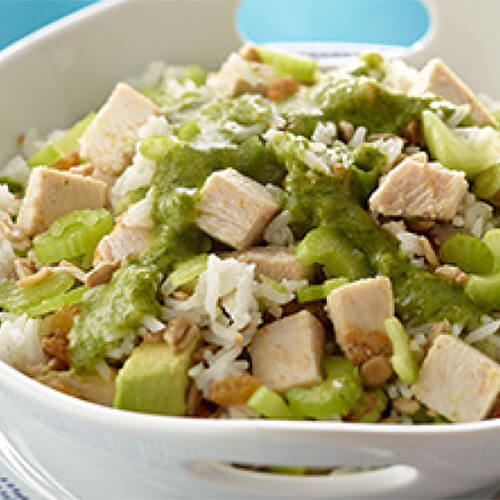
[0,1,499,499]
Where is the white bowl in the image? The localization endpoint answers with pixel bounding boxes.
[0,1,499,498]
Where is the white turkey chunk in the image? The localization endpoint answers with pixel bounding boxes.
[17,167,107,237]
[326,277,394,366]
[80,83,159,176]
[411,59,497,126]
[94,202,152,266]
[413,335,500,422]
[249,310,325,392]
[196,168,280,250]
[227,246,314,282]
[369,157,468,221]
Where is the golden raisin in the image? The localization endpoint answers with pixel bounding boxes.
[267,77,300,102]
[208,374,261,406]
[53,151,81,170]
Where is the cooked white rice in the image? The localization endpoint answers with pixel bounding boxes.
[0,155,31,186]
[382,59,419,93]
[348,126,367,148]
[371,137,404,171]
[0,313,45,369]
[0,236,15,281]
[111,115,171,207]
[312,121,337,146]
[264,210,295,247]
[0,185,20,217]
[138,114,171,139]
[120,189,154,229]
[464,320,500,344]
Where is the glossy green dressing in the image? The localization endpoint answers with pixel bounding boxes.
[268,132,482,328]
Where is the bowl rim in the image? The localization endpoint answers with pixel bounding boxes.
[0,0,498,438]
[2,359,499,436]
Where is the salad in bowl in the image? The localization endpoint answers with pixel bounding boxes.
[0,44,499,426]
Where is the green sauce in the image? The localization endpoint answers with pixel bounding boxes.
[282,75,456,137]
[269,132,482,328]
[70,264,161,372]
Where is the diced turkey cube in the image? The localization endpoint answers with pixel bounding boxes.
[369,157,468,221]
[249,310,325,392]
[227,246,314,282]
[413,335,500,422]
[94,198,152,266]
[80,83,159,176]
[17,167,107,237]
[326,277,394,365]
[196,169,280,250]
[411,59,496,126]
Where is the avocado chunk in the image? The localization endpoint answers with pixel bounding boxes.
[113,332,201,415]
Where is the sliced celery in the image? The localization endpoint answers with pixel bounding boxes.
[255,46,318,84]
[177,121,201,142]
[322,355,360,380]
[473,165,500,205]
[0,271,75,315]
[465,273,500,310]
[139,136,175,161]
[33,209,113,264]
[24,286,88,317]
[464,230,500,309]
[439,234,494,275]
[180,65,207,87]
[286,356,364,419]
[484,229,500,270]
[27,112,95,167]
[169,254,208,289]
[247,386,298,419]
[296,277,348,303]
[422,111,498,177]
[296,226,371,280]
[349,389,387,423]
[384,317,418,384]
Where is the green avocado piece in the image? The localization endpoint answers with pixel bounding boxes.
[113,332,201,415]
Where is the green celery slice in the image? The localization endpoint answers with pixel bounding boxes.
[24,286,88,317]
[0,271,75,315]
[422,111,498,178]
[27,112,95,167]
[139,136,175,161]
[473,165,500,205]
[439,234,494,275]
[169,254,208,289]
[484,229,500,271]
[255,46,318,84]
[384,317,419,384]
[247,386,298,419]
[286,356,364,419]
[33,209,113,264]
[177,121,201,141]
[296,226,372,280]
[296,278,348,303]
[466,273,500,310]
[180,65,207,86]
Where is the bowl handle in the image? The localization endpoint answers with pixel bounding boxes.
[164,457,481,499]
